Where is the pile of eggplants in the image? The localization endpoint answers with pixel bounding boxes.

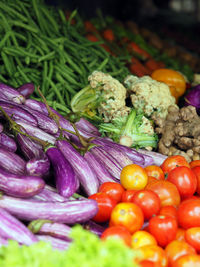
[0,81,164,250]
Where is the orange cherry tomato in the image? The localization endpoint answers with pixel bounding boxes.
[146,176,158,186]
[101,225,132,247]
[165,240,196,267]
[145,180,181,208]
[190,160,200,168]
[131,230,157,249]
[171,254,200,267]
[120,164,148,190]
[136,245,168,267]
[109,202,144,234]
[98,182,125,203]
[185,227,200,252]
[144,165,165,181]
[151,68,186,100]
[159,205,178,220]
[160,155,190,177]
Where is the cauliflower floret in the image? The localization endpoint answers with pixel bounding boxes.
[124,75,177,118]
[88,71,130,122]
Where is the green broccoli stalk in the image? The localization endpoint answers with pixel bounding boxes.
[99,109,158,150]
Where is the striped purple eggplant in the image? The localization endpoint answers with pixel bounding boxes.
[0,195,98,224]
[17,83,35,98]
[0,167,45,198]
[0,236,8,246]
[0,207,38,245]
[84,151,118,184]
[82,220,106,237]
[0,147,26,175]
[32,185,69,202]
[36,235,71,250]
[25,154,50,178]
[0,133,17,152]
[28,219,72,242]
[75,118,101,136]
[138,149,167,166]
[46,147,77,198]
[56,140,99,196]
[0,83,25,104]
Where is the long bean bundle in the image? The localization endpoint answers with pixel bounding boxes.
[0,0,130,114]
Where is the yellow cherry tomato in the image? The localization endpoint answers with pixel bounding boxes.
[131,230,157,249]
[120,164,148,190]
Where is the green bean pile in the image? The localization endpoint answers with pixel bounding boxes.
[0,0,130,114]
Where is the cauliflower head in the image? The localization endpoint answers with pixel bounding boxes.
[88,71,130,122]
[124,75,177,118]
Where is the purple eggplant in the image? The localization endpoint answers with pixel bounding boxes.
[0,167,45,198]
[82,220,106,237]
[17,133,44,160]
[0,83,25,104]
[46,147,77,198]
[0,195,98,224]
[28,219,72,242]
[75,118,101,136]
[0,123,3,134]
[0,207,38,245]
[36,235,71,250]
[0,147,26,175]
[32,185,69,202]
[17,83,35,98]
[56,140,99,196]
[0,101,38,126]
[138,149,167,166]
[25,154,50,178]
[90,146,122,179]
[0,236,8,246]
[0,133,17,152]
[15,120,56,145]
[84,151,118,184]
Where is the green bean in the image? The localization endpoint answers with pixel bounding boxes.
[0,2,28,22]
[41,61,48,94]
[45,60,54,92]
[0,31,11,49]
[47,79,65,105]
[63,53,83,75]
[17,66,31,83]
[0,74,7,83]
[3,47,39,58]
[40,6,59,34]
[1,51,14,77]
[55,73,77,94]
[32,0,45,33]
[38,51,56,62]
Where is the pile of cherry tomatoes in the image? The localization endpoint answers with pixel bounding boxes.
[89,155,200,267]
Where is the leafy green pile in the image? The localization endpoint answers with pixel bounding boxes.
[0,225,140,267]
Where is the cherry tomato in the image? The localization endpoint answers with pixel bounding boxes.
[167,166,197,199]
[131,230,157,249]
[131,189,161,220]
[176,228,186,242]
[160,155,190,177]
[98,182,125,203]
[138,260,157,267]
[171,254,200,267]
[148,215,178,247]
[120,164,148,190]
[177,198,200,229]
[185,227,200,252]
[159,205,178,220]
[109,202,144,234]
[88,192,117,223]
[190,160,200,168]
[144,165,164,180]
[190,166,200,195]
[136,245,168,267]
[101,225,132,247]
[165,240,196,267]
[145,180,181,208]
[121,189,138,202]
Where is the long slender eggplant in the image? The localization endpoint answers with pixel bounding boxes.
[75,118,101,136]
[138,149,167,166]
[0,83,25,104]
[0,207,38,245]
[36,235,71,250]
[0,195,98,224]
[56,140,99,196]
[32,185,69,202]
[0,236,8,246]
[17,83,35,98]
[0,167,45,198]
[46,147,77,198]
[90,146,122,179]
[82,220,106,237]
[0,101,38,126]
[0,133,17,152]
[25,154,50,178]
[15,120,56,145]
[0,147,26,175]
[28,219,72,242]
[84,151,118,184]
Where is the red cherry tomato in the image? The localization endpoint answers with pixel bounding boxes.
[139,260,156,267]
[191,166,200,195]
[109,202,144,234]
[98,182,125,203]
[190,160,200,168]
[131,189,161,220]
[121,189,138,202]
[148,215,178,247]
[88,192,117,223]
[177,198,200,229]
[160,155,190,176]
[159,205,178,220]
[185,227,200,252]
[167,166,197,199]
[176,228,186,242]
[101,225,132,247]
[171,254,200,267]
